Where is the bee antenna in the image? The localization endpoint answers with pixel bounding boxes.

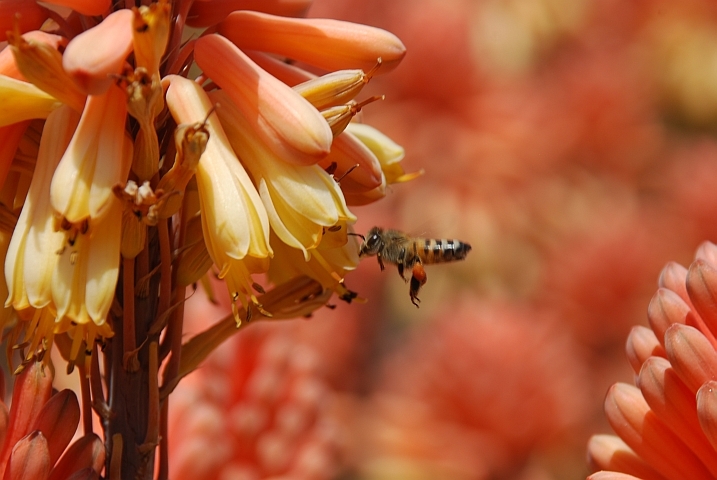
[347,232,365,241]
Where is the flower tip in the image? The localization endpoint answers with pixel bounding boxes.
[63,9,134,95]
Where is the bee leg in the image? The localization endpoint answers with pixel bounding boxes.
[377,254,385,271]
[397,262,405,280]
[409,263,427,308]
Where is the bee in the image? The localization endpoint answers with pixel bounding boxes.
[358,227,472,307]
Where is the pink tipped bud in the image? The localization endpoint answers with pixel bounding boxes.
[63,9,134,95]
[194,34,332,165]
[218,11,406,74]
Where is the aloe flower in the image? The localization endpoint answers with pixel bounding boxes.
[0,0,407,478]
[588,241,717,480]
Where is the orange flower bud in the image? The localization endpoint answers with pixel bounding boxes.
[218,11,406,73]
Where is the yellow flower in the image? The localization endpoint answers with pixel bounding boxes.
[194,34,333,166]
[165,75,271,317]
[50,83,131,225]
[209,89,355,260]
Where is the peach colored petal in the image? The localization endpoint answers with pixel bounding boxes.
[194,34,332,166]
[317,131,382,193]
[664,324,717,393]
[187,0,312,28]
[687,259,717,340]
[30,390,79,466]
[5,431,50,480]
[637,357,717,477]
[604,382,713,480]
[0,31,66,80]
[625,326,665,374]
[0,1,47,43]
[695,241,717,269]
[658,261,691,306]
[647,288,695,344]
[696,380,717,452]
[63,9,134,95]
[586,435,662,480]
[218,11,406,74]
[41,0,110,16]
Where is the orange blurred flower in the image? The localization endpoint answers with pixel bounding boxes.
[168,322,341,480]
[588,241,717,480]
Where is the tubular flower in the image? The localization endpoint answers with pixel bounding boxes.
[587,241,717,480]
[209,89,356,260]
[0,0,406,477]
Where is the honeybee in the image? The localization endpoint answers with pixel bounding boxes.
[358,227,472,307]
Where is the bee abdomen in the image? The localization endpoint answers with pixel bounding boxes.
[418,239,472,264]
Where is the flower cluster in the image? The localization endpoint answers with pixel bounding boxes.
[1,0,407,368]
[0,0,407,477]
[588,241,717,480]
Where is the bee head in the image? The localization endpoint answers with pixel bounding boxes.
[359,227,384,257]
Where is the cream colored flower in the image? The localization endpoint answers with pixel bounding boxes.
[210,89,355,260]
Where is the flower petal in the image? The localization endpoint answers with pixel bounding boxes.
[218,11,406,73]
[0,76,61,127]
[50,84,129,223]
[194,34,332,165]
[664,324,717,393]
[625,326,665,374]
[696,380,717,453]
[164,75,271,260]
[604,382,713,480]
[637,357,717,477]
[586,434,661,480]
[63,9,134,95]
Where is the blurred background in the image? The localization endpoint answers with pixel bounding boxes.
[169,0,717,479]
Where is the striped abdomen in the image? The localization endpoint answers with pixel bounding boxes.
[413,238,472,264]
